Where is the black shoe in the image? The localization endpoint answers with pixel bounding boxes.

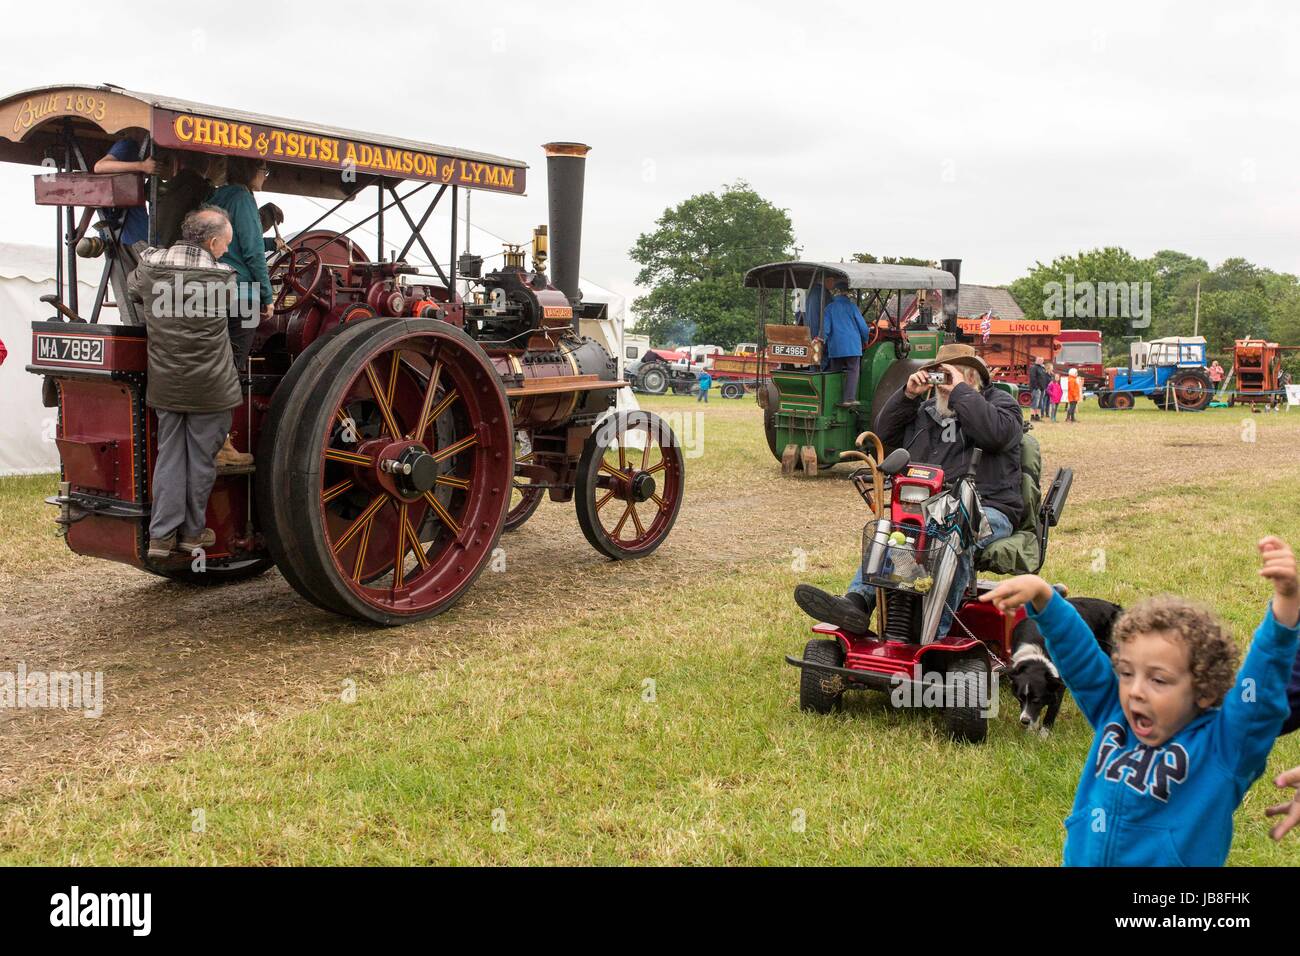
[794,584,873,633]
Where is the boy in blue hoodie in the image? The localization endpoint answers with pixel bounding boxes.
[981,536,1299,866]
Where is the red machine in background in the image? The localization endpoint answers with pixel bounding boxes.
[1229,338,1298,407]
[956,316,1060,407]
[8,84,685,625]
[1056,329,1105,390]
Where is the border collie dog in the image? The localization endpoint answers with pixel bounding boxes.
[1009,597,1122,737]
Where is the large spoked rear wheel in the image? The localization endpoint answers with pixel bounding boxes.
[504,428,545,532]
[266,319,513,625]
[258,320,393,613]
[1168,369,1213,411]
[637,365,668,395]
[575,410,684,560]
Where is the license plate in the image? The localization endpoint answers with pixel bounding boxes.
[36,334,105,367]
[772,344,809,357]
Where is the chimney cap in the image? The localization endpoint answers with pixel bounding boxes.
[542,142,591,158]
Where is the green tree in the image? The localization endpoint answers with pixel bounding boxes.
[1160,258,1275,345]
[851,253,938,268]
[629,182,796,349]
[1007,247,1157,353]
[1147,249,1208,334]
[1007,248,1300,373]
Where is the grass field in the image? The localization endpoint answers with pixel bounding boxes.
[1,396,1299,864]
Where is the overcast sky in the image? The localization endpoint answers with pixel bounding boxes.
[1,0,1297,316]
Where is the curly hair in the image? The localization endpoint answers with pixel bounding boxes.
[1111,596,1238,708]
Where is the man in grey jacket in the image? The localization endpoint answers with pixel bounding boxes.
[130,207,244,559]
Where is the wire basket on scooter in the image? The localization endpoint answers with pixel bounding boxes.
[863,534,941,595]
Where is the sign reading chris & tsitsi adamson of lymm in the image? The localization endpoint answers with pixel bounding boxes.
[152,109,526,195]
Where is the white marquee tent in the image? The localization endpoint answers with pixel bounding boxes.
[0,242,109,476]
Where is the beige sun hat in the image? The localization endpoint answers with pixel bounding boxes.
[918,343,991,386]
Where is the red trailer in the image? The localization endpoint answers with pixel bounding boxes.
[705,343,769,399]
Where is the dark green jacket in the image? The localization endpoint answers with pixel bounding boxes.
[129,244,243,413]
[208,184,274,311]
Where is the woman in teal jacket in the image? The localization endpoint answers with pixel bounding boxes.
[209,157,274,374]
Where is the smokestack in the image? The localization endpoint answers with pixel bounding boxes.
[940,258,962,332]
[543,142,590,315]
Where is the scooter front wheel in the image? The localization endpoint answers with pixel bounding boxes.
[942,655,990,744]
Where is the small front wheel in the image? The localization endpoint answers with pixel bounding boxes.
[799,639,846,714]
[575,411,684,560]
[941,656,991,744]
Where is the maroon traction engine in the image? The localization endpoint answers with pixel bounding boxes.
[5,85,685,625]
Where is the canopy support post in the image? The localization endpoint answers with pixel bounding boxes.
[391,183,448,281]
[376,180,384,260]
[449,186,458,297]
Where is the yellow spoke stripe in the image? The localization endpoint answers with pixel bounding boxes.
[429,433,477,464]
[322,479,354,503]
[422,491,462,536]
[351,514,375,582]
[404,514,431,570]
[363,363,403,440]
[332,494,388,553]
[325,449,373,467]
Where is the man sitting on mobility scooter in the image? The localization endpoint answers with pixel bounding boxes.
[794,344,1023,637]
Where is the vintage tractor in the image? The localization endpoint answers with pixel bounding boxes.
[745,259,1002,475]
[7,84,684,625]
[1096,336,1213,411]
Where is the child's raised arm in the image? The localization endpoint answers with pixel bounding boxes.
[1214,538,1300,782]
[1262,536,1300,629]
[981,575,1118,729]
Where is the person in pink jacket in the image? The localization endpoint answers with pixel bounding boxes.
[1047,374,1063,422]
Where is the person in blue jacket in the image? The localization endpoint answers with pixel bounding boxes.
[981,536,1299,866]
[208,157,275,375]
[93,134,157,325]
[804,282,823,341]
[697,369,712,403]
[820,278,874,408]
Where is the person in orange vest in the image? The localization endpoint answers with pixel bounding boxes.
[1065,367,1082,422]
